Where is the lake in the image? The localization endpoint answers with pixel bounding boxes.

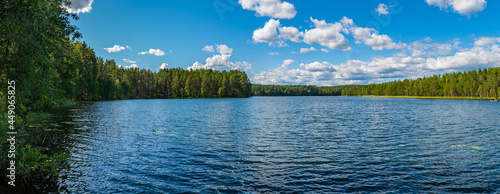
[47,97,498,193]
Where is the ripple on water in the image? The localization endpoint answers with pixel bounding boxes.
[56,97,499,193]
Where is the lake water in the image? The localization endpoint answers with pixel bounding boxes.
[48,97,499,193]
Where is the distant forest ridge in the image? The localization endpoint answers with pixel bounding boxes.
[252,67,500,99]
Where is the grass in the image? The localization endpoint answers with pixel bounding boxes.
[362,95,496,100]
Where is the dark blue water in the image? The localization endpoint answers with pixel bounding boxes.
[52,97,499,193]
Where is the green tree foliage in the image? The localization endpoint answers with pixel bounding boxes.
[60,47,253,100]
[251,85,356,96]
[340,67,500,99]
[0,0,81,113]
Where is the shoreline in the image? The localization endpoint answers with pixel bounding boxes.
[361,95,496,100]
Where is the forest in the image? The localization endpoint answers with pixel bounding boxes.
[251,67,500,99]
[340,67,500,99]
[251,84,354,96]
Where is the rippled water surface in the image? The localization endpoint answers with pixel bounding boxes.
[50,97,499,193]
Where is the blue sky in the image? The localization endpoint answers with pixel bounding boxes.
[66,0,500,86]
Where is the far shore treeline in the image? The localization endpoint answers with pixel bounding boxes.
[251,67,500,99]
[340,68,500,98]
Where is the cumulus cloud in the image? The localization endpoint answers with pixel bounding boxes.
[278,26,302,42]
[160,63,168,70]
[104,45,125,53]
[491,45,500,52]
[138,48,166,56]
[239,0,297,19]
[268,52,280,55]
[282,59,295,66]
[426,0,487,16]
[341,17,402,50]
[216,44,233,55]
[474,37,499,47]
[125,64,138,69]
[421,46,500,70]
[253,19,281,45]
[299,47,316,53]
[375,3,390,15]
[188,44,252,71]
[405,37,455,57]
[202,45,215,52]
[252,16,401,51]
[123,58,136,64]
[303,17,350,51]
[252,57,413,85]
[300,61,335,72]
[252,60,359,86]
[252,36,500,85]
[63,0,94,14]
[321,48,329,53]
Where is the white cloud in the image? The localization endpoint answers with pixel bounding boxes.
[299,47,316,53]
[303,17,350,51]
[405,37,455,57]
[125,64,138,69]
[341,17,402,50]
[375,3,390,15]
[252,36,500,85]
[421,46,500,70]
[426,0,487,16]
[104,45,125,53]
[253,19,281,45]
[239,0,297,19]
[138,48,166,56]
[474,37,499,47]
[252,16,401,51]
[426,0,449,9]
[216,44,233,55]
[126,46,132,50]
[491,45,500,52]
[300,61,335,72]
[321,48,329,53]
[252,61,358,86]
[278,26,302,42]
[282,59,295,66]
[63,0,94,14]
[188,44,252,71]
[160,63,168,69]
[268,52,280,55]
[123,58,137,64]
[202,45,215,52]
[252,57,412,85]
